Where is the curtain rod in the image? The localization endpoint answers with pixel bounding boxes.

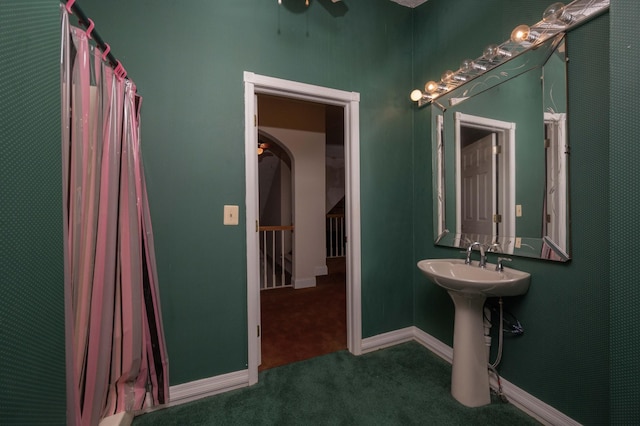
[64,0,128,80]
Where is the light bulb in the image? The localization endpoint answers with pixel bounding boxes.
[424,81,439,94]
[511,24,536,44]
[483,44,513,62]
[460,59,486,73]
[441,69,466,83]
[483,45,497,61]
[543,2,573,24]
[410,89,423,102]
[441,70,454,82]
[257,147,264,155]
[460,59,473,72]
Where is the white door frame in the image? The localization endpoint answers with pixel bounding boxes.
[244,71,362,385]
[454,112,516,252]
[543,112,568,252]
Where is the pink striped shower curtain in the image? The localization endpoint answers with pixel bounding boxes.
[61,11,169,426]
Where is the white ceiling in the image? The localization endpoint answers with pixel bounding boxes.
[390,0,429,7]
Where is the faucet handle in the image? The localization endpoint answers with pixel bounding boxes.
[496,257,512,272]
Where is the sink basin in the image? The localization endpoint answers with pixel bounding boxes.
[417,258,530,297]
[417,258,531,407]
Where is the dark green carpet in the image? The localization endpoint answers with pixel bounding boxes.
[133,342,540,425]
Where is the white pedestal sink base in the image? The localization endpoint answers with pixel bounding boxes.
[448,290,491,407]
[416,258,531,407]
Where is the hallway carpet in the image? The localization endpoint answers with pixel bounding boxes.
[133,342,540,425]
[259,257,347,371]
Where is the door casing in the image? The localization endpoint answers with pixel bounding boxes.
[243,72,362,385]
[454,112,516,251]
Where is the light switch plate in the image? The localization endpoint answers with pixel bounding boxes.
[515,237,522,248]
[223,205,239,225]
[516,204,523,217]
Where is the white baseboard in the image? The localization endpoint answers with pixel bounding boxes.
[134,369,250,417]
[315,265,328,276]
[294,277,316,289]
[497,378,582,426]
[412,327,453,362]
[169,369,249,407]
[361,327,415,353]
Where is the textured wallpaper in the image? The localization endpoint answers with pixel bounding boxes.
[610,0,640,423]
[0,1,66,423]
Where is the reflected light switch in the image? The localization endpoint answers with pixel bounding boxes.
[224,205,239,226]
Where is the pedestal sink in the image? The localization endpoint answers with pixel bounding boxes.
[417,258,531,407]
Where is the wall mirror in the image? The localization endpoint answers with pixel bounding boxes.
[432,34,570,261]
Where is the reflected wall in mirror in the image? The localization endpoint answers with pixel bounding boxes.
[433,35,570,261]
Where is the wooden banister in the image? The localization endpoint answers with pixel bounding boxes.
[258,225,294,232]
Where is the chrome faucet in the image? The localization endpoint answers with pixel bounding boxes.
[465,242,487,268]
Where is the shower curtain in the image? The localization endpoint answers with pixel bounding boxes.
[61,9,168,425]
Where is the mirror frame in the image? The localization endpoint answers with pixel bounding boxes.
[432,35,571,261]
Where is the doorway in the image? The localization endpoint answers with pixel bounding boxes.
[243,72,362,385]
[256,95,345,371]
[459,132,496,237]
[454,112,516,252]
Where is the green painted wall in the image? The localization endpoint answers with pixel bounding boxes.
[0,1,66,424]
[80,0,415,385]
[413,1,611,424]
[610,1,640,423]
[3,0,636,424]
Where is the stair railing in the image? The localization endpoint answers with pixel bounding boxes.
[259,225,294,290]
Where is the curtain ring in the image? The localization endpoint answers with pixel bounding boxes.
[101,43,111,62]
[114,61,127,81]
[114,61,123,78]
[65,0,75,14]
[84,18,95,39]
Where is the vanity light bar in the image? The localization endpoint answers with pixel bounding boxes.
[410,0,610,106]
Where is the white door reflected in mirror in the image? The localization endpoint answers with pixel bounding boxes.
[453,113,516,254]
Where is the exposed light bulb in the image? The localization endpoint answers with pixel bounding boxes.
[510,24,537,44]
[460,59,486,73]
[278,0,282,4]
[543,2,573,24]
[441,69,466,83]
[482,44,513,62]
[482,45,496,60]
[410,89,424,102]
[441,70,454,82]
[257,147,264,155]
[424,81,439,94]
